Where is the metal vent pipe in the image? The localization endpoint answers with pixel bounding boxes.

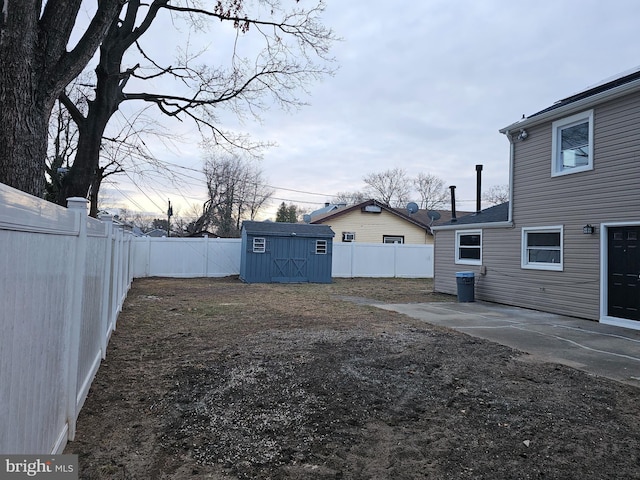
[475,164,483,213]
[449,185,457,222]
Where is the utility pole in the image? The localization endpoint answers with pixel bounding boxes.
[167,199,173,237]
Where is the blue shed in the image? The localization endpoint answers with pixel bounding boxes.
[240,221,335,283]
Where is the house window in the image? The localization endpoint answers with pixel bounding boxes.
[315,240,327,254]
[252,237,266,253]
[521,226,563,271]
[455,230,482,265]
[342,232,355,242]
[383,235,404,244]
[551,110,593,176]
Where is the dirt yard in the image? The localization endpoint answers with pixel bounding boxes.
[65,277,640,479]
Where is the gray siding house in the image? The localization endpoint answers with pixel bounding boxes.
[433,67,640,331]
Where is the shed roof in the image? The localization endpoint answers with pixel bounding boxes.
[242,220,335,238]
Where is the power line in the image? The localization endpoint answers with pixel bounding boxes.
[106,157,486,215]
[105,182,150,212]
[135,155,341,198]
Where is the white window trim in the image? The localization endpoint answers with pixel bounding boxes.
[521,226,563,271]
[551,110,594,177]
[315,240,327,254]
[252,237,266,253]
[383,235,404,244]
[342,232,355,242]
[455,230,482,265]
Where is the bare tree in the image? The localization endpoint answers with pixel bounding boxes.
[45,91,81,203]
[179,203,208,236]
[116,208,155,232]
[198,153,273,237]
[362,168,412,207]
[413,173,448,210]
[483,184,510,205]
[53,0,335,214]
[0,0,125,197]
[333,191,367,205]
[50,83,177,215]
[239,171,275,223]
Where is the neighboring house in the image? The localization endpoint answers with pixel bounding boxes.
[304,202,347,223]
[432,67,640,330]
[145,228,168,237]
[311,198,462,245]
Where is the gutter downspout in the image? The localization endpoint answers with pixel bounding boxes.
[504,130,515,223]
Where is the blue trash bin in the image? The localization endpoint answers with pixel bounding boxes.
[455,271,475,302]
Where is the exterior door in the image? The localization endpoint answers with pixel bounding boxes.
[271,238,308,283]
[608,226,640,321]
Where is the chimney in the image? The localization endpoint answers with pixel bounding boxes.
[449,185,457,222]
[475,164,483,214]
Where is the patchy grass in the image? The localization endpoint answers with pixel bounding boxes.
[67,277,640,480]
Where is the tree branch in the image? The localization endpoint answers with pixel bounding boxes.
[51,0,126,97]
[58,91,86,128]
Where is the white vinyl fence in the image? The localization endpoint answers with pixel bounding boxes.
[131,236,242,278]
[0,184,133,455]
[132,237,434,278]
[332,242,434,278]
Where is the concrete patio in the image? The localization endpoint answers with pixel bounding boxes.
[376,301,640,387]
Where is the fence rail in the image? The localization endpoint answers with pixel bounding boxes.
[0,184,133,455]
[131,237,434,279]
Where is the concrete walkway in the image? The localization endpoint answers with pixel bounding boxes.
[375,301,640,387]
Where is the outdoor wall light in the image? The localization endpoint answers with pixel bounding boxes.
[518,129,528,140]
[583,224,595,234]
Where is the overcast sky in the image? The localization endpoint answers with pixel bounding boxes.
[103,0,640,219]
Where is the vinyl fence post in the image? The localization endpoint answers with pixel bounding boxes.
[112,225,123,321]
[124,231,132,288]
[350,241,356,278]
[65,197,89,441]
[97,213,114,359]
[204,235,209,277]
[393,242,398,278]
[146,235,151,277]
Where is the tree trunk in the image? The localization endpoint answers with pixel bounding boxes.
[0,1,51,196]
[58,118,106,207]
[0,96,51,197]
[0,0,125,197]
[57,50,125,209]
[89,167,106,217]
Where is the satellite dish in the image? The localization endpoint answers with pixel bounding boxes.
[406,202,419,214]
[427,210,441,226]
